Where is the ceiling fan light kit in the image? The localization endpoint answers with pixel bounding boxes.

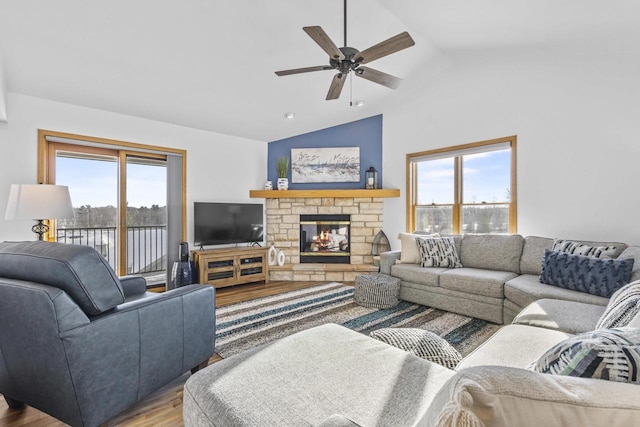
[275,0,415,101]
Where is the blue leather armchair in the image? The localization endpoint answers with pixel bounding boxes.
[0,241,215,427]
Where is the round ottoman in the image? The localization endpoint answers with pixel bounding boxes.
[354,273,400,309]
[369,328,462,369]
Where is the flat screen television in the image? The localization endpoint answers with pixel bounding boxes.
[194,202,264,247]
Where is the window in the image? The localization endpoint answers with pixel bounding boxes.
[37,130,187,288]
[407,136,517,235]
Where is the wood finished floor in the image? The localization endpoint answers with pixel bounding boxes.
[0,280,342,427]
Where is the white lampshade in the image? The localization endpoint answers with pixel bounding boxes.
[5,184,74,220]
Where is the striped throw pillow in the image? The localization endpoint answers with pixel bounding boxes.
[530,328,640,384]
[415,237,462,268]
[596,280,640,329]
[552,239,618,258]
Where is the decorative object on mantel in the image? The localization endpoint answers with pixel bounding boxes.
[264,180,273,190]
[4,184,74,240]
[277,156,289,190]
[365,166,379,189]
[277,249,286,266]
[291,147,360,183]
[268,245,278,266]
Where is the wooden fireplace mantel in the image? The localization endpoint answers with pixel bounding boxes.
[249,189,400,199]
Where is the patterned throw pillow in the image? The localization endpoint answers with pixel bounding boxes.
[596,280,640,329]
[530,328,640,384]
[396,232,439,264]
[415,237,462,268]
[552,239,618,258]
[370,328,461,369]
[539,250,633,298]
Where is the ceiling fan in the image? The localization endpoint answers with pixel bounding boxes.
[275,0,415,101]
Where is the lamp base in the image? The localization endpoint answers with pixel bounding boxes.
[32,220,49,241]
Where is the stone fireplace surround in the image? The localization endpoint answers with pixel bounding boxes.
[250,189,400,282]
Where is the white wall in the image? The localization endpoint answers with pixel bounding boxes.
[382,50,640,247]
[0,54,7,122]
[0,93,267,244]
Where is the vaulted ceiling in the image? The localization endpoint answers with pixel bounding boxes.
[0,0,638,141]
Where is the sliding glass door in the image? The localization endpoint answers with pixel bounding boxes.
[49,143,168,286]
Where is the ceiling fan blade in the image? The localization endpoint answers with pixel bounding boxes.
[275,66,333,76]
[355,31,415,65]
[326,73,346,100]
[355,66,402,89]
[303,26,345,60]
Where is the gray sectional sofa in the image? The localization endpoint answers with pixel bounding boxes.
[380,234,637,324]
[182,233,640,426]
[183,296,640,426]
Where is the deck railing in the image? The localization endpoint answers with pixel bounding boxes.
[56,225,167,274]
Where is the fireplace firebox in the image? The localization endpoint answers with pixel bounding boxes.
[299,214,350,264]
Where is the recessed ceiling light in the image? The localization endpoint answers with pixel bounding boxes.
[284,112,295,119]
[354,100,365,107]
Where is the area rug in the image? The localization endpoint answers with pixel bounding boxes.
[215,282,500,358]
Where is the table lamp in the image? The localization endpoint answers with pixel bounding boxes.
[5,184,74,240]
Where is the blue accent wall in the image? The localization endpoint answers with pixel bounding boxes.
[267,115,383,189]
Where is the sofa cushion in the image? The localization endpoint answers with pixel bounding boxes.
[551,239,620,258]
[595,280,640,329]
[416,237,462,268]
[440,268,517,299]
[457,324,572,370]
[460,234,524,273]
[513,299,605,334]
[0,241,124,315]
[505,274,609,310]
[519,236,553,275]
[391,264,444,287]
[539,250,633,298]
[424,365,640,427]
[618,245,640,282]
[530,327,640,384]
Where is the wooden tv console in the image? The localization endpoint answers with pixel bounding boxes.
[192,246,269,288]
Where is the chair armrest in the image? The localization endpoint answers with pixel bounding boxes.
[380,250,401,275]
[60,284,215,423]
[119,275,147,297]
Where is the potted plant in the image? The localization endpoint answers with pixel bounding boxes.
[276,157,289,190]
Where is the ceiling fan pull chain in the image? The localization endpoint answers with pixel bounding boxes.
[349,72,353,107]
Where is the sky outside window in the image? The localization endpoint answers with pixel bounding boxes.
[56,157,166,208]
[417,150,510,204]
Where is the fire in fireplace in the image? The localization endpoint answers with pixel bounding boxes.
[299,214,350,264]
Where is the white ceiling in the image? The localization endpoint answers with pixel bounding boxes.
[0,0,638,141]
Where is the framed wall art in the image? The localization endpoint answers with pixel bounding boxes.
[291,147,360,183]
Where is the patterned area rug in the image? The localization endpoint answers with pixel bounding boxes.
[215,282,501,359]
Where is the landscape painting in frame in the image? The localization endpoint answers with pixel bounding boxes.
[291,147,360,183]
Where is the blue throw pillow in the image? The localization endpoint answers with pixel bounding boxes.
[539,250,634,298]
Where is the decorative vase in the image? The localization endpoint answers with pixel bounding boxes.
[268,245,278,266]
[277,250,286,266]
[277,178,289,190]
[171,261,193,288]
[264,180,273,190]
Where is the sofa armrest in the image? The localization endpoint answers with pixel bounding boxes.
[119,275,147,297]
[425,365,640,427]
[379,250,401,275]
